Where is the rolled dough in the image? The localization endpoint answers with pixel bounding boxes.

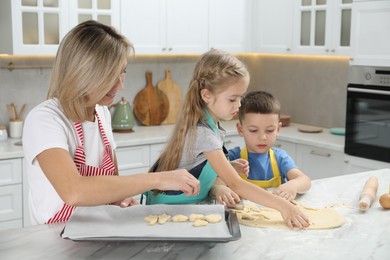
[236,203,345,230]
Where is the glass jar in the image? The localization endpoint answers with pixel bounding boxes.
[0,125,8,142]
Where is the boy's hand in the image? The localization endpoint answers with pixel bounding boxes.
[273,183,297,201]
[230,159,249,176]
[212,185,241,207]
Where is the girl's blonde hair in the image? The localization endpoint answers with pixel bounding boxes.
[47,20,133,122]
[154,49,249,172]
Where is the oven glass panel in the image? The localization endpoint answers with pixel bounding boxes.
[345,84,390,163]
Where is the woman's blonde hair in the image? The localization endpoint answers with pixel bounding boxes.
[47,20,133,121]
[154,49,249,172]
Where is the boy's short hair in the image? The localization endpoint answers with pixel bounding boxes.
[238,91,281,122]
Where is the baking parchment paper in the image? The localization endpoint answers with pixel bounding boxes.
[61,204,233,241]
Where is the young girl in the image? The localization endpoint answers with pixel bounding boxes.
[147,49,310,229]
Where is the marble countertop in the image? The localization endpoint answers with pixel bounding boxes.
[0,121,344,160]
[1,169,389,260]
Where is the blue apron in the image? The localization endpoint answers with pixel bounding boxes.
[145,111,220,205]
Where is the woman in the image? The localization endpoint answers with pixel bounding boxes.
[23,20,199,225]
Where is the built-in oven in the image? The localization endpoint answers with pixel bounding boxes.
[345,66,390,163]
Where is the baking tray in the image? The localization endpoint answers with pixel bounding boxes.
[61,205,241,243]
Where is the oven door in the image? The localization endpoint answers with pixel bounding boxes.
[345,84,390,163]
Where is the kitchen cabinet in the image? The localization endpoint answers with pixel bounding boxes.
[0,158,23,231]
[121,0,209,54]
[296,144,346,180]
[293,0,352,56]
[224,135,245,150]
[0,0,120,55]
[253,0,294,54]
[208,0,252,53]
[350,0,390,67]
[274,139,297,162]
[344,154,390,175]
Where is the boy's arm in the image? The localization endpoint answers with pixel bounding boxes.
[210,177,241,207]
[273,169,311,200]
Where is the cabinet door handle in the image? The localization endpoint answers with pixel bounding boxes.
[275,143,282,148]
[310,150,331,157]
[224,140,232,144]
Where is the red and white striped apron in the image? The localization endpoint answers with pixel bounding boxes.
[46,112,116,223]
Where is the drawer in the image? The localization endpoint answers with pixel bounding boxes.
[150,143,166,166]
[224,135,245,150]
[116,145,150,171]
[0,159,22,186]
[0,184,22,222]
[0,219,23,231]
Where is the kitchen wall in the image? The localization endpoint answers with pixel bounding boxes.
[0,54,349,129]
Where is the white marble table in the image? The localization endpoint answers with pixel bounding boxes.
[1,169,389,260]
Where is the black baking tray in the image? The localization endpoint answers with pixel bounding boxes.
[61,211,241,243]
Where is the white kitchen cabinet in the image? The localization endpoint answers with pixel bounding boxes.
[116,145,150,175]
[208,0,252,53]
[0,0,68,54]
[224,135,245,150]
[344,154,390,175]
[68,0,120,30]
[0,0,120,55]
[296,144,346,180]
[274,139,297,162]
[121,0,208,54]
[350,1,390,67]
[253,0,294,54]
[0,158,23,231]
[293,0,352,56]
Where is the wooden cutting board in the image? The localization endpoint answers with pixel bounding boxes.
[157,68,182,125]
[133,71,169,126]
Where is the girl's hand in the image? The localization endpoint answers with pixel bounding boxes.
[272,183,297,201]
[231,159,249,176]
[157,169,200,196]
[112,197,139,207]
[212,185,241,207]
[280,201,310,229]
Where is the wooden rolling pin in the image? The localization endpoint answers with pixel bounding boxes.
[359,176,378,211]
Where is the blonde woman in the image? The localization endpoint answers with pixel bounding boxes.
[23,20,199,225]
[146,49,309,229]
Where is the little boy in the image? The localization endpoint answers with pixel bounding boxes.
[228,91,311,201]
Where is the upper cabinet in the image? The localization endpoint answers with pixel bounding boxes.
[120,0,208,54]
[69,0,120,29]
[208,0,252,53]
[121,0,251,54]
[293,0,352,56]
[0,0,68,55]
[253,0,294,54]
[350,0,390,67]
[0,0,120,55]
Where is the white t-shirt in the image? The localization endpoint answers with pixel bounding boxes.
[23,98,116,225]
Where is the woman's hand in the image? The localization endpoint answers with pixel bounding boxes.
[157,169,200,196]
[211,184,241,207]
[112,197,139,207]
[230,159,249,176]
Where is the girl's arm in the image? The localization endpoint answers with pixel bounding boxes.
[204,149,309,229]
[273,169,311,201]
[36,148,200,207]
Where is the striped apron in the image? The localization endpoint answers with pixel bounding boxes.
[46,112,116,223]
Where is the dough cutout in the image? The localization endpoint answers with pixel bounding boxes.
[205,214,223,223]
[193,219,208,227]
[189,214,205,222]
[171,214,189,222]
[236,203,345,230]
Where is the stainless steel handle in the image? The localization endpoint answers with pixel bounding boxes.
[310,150,331,157]
[224,140,232,144]
[348,87,390,96]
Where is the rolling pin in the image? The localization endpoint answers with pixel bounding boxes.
[359,176,378,211]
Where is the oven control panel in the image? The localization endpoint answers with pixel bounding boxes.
[349,66,390,87]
